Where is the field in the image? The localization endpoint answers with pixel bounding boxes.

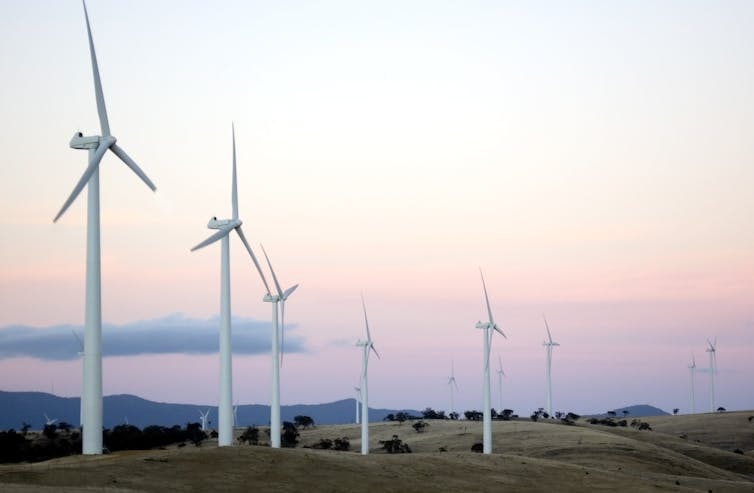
[1,411,753,492]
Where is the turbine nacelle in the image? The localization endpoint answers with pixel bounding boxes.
[207,217,240,229]
[69,132,104,150]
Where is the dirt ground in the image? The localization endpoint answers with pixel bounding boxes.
[1,411,753,492]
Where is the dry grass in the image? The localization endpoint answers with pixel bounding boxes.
[1,411,753,492]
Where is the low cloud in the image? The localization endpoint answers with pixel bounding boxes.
[0,314,305,360]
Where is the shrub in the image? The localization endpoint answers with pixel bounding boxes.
[333,437,350,451]
[471,442,483,453]
[239,426,260,445]
[379,435,411,453]
[412,420,429,433]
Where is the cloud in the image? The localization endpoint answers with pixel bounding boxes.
[0,314,305,361]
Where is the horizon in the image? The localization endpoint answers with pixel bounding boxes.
[1,1,752,419]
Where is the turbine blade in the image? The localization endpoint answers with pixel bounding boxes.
[110,144,157,191]
[543,314,553,344]
[82,0,110,137]
[260,244,283,298]
[190,225,232,252]
[493,325,507,339]
[370,344,380,360]
[235,226,271,294]
[479,268,495,325]
[361,294,372,342]
[231,123,238,221]
[72,330,84,352]
[498,355,502,373]
[54,141,108,222]
[283,284,299,299]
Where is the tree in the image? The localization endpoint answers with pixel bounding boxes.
[42,424,58,440]
[673,408,679,415]
[421,408,446,420]
[448,412,459,420]
[281,421,299,448]
[464,410,482,421]
[294,415,315,429]
[607,411,616,417]
[412,420,429,433]
[622,410,629,418]
[499,409,514,421]
[238,426,260,445]
[379,435,411,453]
[20,422,30,436]
[383,413,395,422]
[395,412,410,424]
[717,407,726,413]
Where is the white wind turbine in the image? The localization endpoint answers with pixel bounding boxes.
[496,355,505,412]
[542,315,559,417]
[260,245,299,449]
[44,413,58,426]
[357,296,380,455]
[706,339,718,412]
[354,386,361,424]
[448,361,459,417]
[198,410,210,431]
[475,269,506,455]
[233,406,238,428]
[688,355,696,414]
[190,125,271,447]
[54,1,156,455]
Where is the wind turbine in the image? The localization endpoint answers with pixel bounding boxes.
[688,355,696,414]
[198,409,210,431]
[496,355,505,412]
[706,339,717,412]
[357,295,380,455]
[542,315,559,417]
[54,1,156,455]
[474,269,506,455]
[190,125,270,447]
[72,330,84,427]
[354,386,361,424]
[448,361,459,416]
[44,413,58,426]
[233,406,238,428]
[260,245,299,449]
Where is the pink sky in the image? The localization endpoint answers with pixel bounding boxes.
[0,0,752,416]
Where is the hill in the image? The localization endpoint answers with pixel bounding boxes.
[588,404,670,418]
[0,391,419,429]
[1,411,752,492]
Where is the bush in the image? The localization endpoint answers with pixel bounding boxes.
[471,442,483,453]
[412,420,429,433]
[238,426,260,445]
[281,421,299,448]
[333,437,350,451]
[379,435,411,453]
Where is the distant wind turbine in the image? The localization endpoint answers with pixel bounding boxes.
[190,125,270,447]
[496,355,505,412]
[688,355,696,414]
[260,244,299,449]
[542,315,559,417]
[233,406,238,428]
[475,269,506,455]
[199,409,210,431]
[357,295,380,455]
[706,339,718,412]
[44,413,58,426]
[448,360,459,416]
[54,0,157,455]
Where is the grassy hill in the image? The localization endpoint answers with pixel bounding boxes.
[1,411,753,492]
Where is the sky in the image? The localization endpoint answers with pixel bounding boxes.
[0,0,752,417]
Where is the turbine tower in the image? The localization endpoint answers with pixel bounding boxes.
[354,386,361,424]
[496,355,505,412]
[542,315,559,417]
[199,410,210,431]
[190,125,270,447]
[448,361,459,416]
[706,339,717,412]
[688,355,696,414]
[54,1,156,455]
[72,330,84,427]
[357,296,380,455]
[474,269,506,455]
[260,245,298,449]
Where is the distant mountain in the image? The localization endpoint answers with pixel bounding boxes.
[0,391,420,430]
[589,404,670,418]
